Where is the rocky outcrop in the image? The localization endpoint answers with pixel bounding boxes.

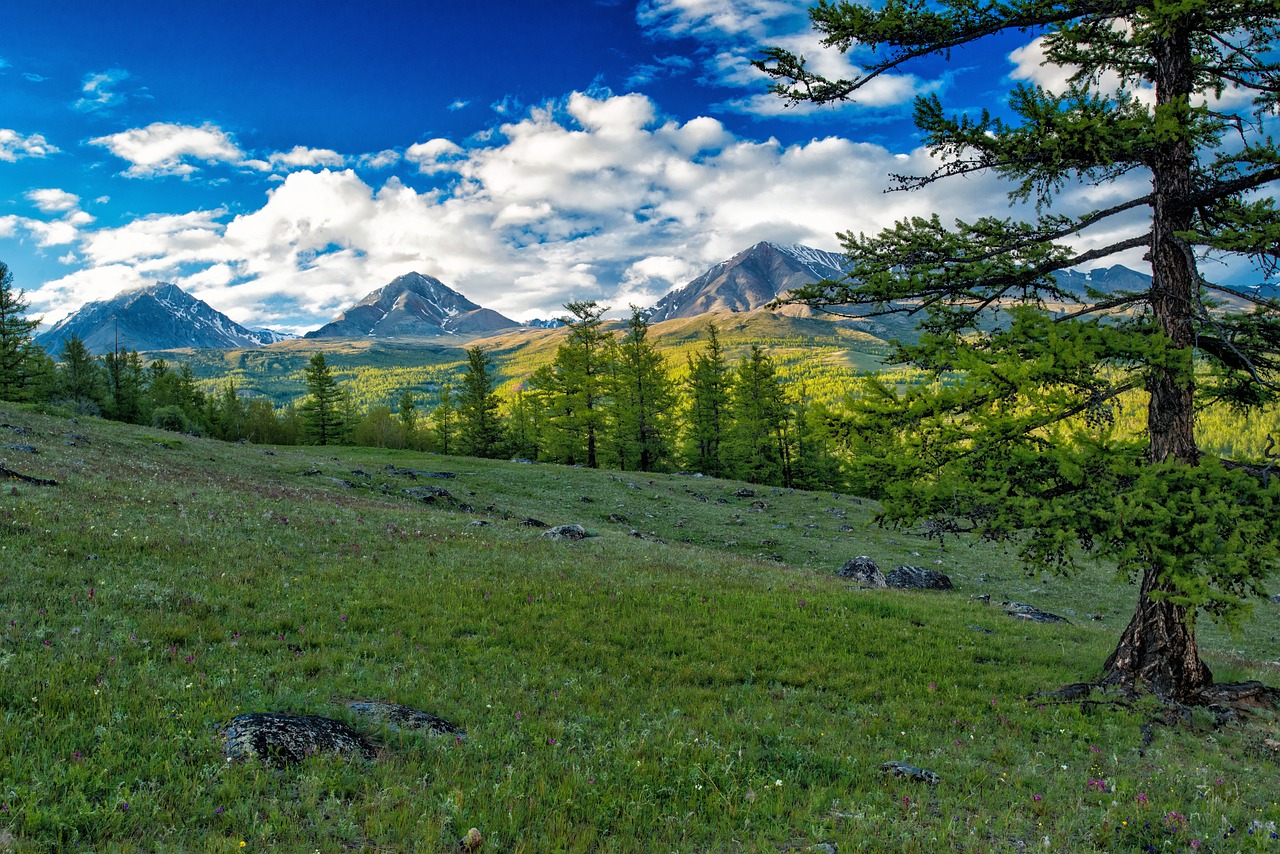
[223,712,375,766]
[343,700,466,738]
[541,524,588,540]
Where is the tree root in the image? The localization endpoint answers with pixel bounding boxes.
[0,464,57,486]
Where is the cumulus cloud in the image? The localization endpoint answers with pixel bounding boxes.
[448,99,470,111]
[26,90,1148,334]
[75,68,130,112]
[358,149,401,169]
[89,122,244,177]
[244,145,347,172]
[27,188,81,214]
[0,128,59,161]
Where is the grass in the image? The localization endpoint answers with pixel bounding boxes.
[2,404,1280,852]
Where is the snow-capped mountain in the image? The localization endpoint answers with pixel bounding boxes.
[35,283,293,355]
[647,242,849,323]
[1052,264,1152,297]
[305,272,520,339]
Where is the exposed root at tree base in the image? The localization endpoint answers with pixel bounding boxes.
[1030,679,1280,727]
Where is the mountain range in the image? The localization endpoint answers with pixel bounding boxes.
[35,283,293,355]
[34,243,1155,355]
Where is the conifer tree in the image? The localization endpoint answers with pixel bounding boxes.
[681,324,732,476]
[532,301,612,467]
[606,308,676,472]
[300,352,343,445]
[456,346,505,458]
[56,334,105,415]
[0,261,42,402]
[397,389,419,449]
[431,383,457,455]
[726,345,792,485]
[103,349,145,424]
[761,0,1280,701]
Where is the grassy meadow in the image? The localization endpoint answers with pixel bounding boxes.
[2,404,1280,852]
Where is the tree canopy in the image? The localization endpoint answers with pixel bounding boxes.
[761,0,1280,702]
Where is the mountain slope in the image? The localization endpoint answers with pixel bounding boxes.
[647,242,848,323]
[35,283,291,355]
[306,272,520,339]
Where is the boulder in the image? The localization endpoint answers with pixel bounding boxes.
[879,761,940,785]
[885,565,953,590]
[519,518,549,528]
[542,524,587,541]
[402,486,453,503]
[836,556,886,588]
[223,712,375,766]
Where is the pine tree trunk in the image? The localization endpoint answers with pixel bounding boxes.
[1101,22,1213,703]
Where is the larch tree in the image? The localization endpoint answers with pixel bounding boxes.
[300,352,343,446]
[682,324,733,477]
[761,0,1280,702]
[726,345,793,486]
[457,346,506,458]
[0,261,41,403]
[532,301,612,467]
[606,308,676,472]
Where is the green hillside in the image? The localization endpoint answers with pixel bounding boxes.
[2,404,1278,851]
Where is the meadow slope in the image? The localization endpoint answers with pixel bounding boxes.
[2,405,1279,852]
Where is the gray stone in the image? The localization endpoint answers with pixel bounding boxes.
[402,486,453,503]
[519,518,549,528]
[733,487,756,498]
[343,701,465,739]
[885,565,953,590]
[879,761,940,785]
[837,556,886,588]
[1002,602,1071,623]
[6,445,37,454]
[542,524,587,540]
[223,712,374,766]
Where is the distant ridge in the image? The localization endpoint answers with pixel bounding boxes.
[306,272,520,339]
[648,242,848,323]
[35,283,292,355]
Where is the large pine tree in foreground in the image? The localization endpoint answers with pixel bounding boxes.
[762,0,1280,702]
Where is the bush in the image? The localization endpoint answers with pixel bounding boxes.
[151,405,192,433]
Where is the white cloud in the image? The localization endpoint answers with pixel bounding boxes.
[405,138,465,174]
[245,145,347,172]
[358,149,401,169]
[448,99,470,111]
[26,90,1135,332]
[0,128,59,161]
[89,122,244,177]
[26,189,81,214]
[28,265,148,327]
[75,69,130,112]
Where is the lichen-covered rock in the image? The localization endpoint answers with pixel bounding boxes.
[836,556,886,588]
[402,485,453,503]
[1002,602,1071,623]
[542,524,587,540]
[519,517,549,528]
[343,701,466,739]
[879,761,941,785]
[223,712,375,766]
[885,565,953,590]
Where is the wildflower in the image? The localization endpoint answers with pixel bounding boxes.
[1135,793,1148,805]
[119,802,129,811]
[1033,794,1042,802]
[775,779,783,787]
[215,807,224,815]
[339,615,347,622]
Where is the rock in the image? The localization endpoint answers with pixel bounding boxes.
[836,556,886,588]
[342,700,465,739]
[402,486,453,503]
[578,495,594,502]
[542,524,587,541]
[5,445,37,454]
[260,449,275,455]
[879,761,940,785]
[967,625,995,634]
[510,457,536,464]
[467,520,490,528]
[806,844,838,854]
[462,827,483,851]
[1002,602,1071,623]
[973,594,991,603]
[607,513,629,523]
[223,712,375,766]
[733,487,756,498]
[885,565,953,590]
[383,465,456,479]
[750,500,769,509]
[328,478,356,489]
[519,518,549,528]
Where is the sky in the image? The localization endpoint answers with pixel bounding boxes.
[0,0,1255,335]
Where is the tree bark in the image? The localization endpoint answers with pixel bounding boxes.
[1102,567,1211,701]
[1102,22,1214,702]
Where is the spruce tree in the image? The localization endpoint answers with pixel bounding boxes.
[431,383,457,455]
[606,308,676,472]
[761,0,1280,702]
[56,334,106,415]
[0,261,41,402]
[397,389,419,449]
[456,346,505,458]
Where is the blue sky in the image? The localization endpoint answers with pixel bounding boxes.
[0,1,1178,333]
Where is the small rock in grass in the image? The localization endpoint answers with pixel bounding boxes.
[6,444,37,454]
[836,556,886,588]
[542,524,587,541]
[224,712,375,766]
[1002,602,1071,623]
[462,827,483,851]
[879,761,940,785]
[342,701,465,739]
[519,518,549,528]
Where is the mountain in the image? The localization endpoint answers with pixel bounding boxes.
[306,272,520,339]
[1053,264,1152,297]
[36,283,293,355]
[647,242,849,323]
[524,317,566,329]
